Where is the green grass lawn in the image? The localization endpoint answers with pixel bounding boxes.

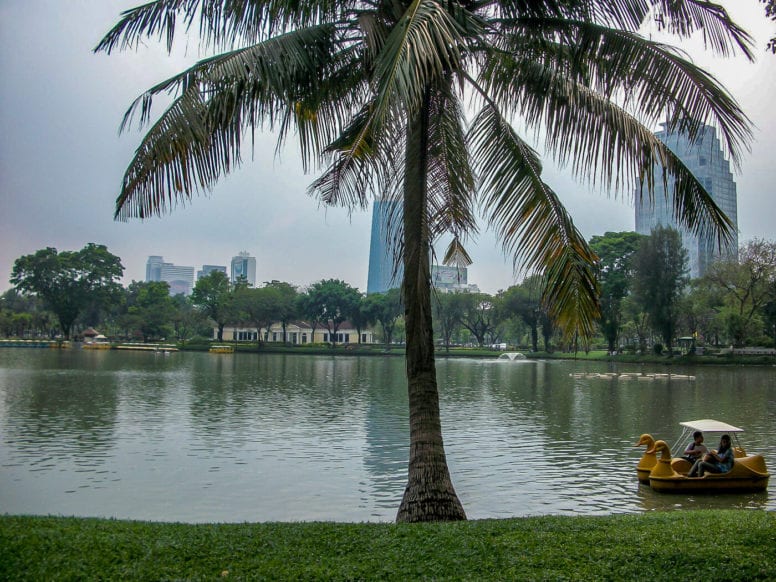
[2,511,774,580]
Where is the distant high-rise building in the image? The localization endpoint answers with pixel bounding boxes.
[367,197,403,294]
[160,264,195,296]
[231,252,256,287]
[145,256,164,282]
[635,122,738,278]
[146,255,195,295]
[197,264,227,280]
[431,265,479,294]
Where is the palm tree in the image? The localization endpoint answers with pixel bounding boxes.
[98,1,752,522]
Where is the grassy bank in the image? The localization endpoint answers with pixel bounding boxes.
[2,512,774,580]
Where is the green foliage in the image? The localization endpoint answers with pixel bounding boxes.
[589,231,645,352]
[432,292,465,351]
[0,290,54,338]
[10,244,124,339]
[362,290,404,347]
[121,281,175,341]
[191,270,235,341]
[700,239,776,347]
[265,281,299,340]
[457,293,496,347]
[301,279,361,345]
[2,512,774,581]
[170,294,211,343]
[234,285,284,343]
[497,278,544,352]
[633,227,689,354]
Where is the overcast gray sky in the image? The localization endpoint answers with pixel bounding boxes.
[1,1,774,295]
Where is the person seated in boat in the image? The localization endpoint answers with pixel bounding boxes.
[688,434,735,477]
[682,431,708,464]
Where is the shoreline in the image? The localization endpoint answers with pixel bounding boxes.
[180,343,776,366]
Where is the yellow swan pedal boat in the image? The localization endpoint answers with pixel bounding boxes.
[634,433,657,484]
[645,420,770,493]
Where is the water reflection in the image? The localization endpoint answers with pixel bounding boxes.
[0,349,773,522]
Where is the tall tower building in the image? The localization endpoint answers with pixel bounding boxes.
[635,123,738,278]
[367,197,403,294]
[145,256,164,282]
[231,252,256,287]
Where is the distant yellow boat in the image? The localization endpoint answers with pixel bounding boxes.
[209,345,235,354]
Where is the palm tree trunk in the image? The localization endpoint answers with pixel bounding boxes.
[396,90,466,523]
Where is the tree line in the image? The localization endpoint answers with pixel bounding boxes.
[5,233,775,351]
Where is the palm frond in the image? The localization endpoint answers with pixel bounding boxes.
[115,25,367,219]
[426,81,477,243]
[468,104,599,342]
[487,19,751,166]
[654,0,755,58]
[95,0,344,54]
[481,51,736,245]
[370,0,465,133]
[442,237,472,269]
[119,24,343,130]
[115,86,231,220]
[309,104,404,210]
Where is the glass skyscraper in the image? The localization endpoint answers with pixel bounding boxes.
[367,197,403,294]
[230,252,256,287]
[635,123,738,278]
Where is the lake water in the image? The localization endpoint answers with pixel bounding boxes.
[0,348,773,522]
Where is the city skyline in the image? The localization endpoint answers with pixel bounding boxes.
[145,253,257,294]
[1,1,774,296]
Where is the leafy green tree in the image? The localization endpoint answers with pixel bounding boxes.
[589,232,645,353]
[633,227,689,355]
[265,281,299,343]
[0,290,54,338]
[303,279,361,345]
[11,244,124,339]
[170,294,211,344]
[621,295,650,353]
[235,285,283,345]
[498,279,544,352]
[348,293,371,344]
[458,293,495,347]
[192,271,234,341]
[296,291,323,345]
[100,1,751,522]
[365,288,403,347]
[701,239,776,346]
[492,290,528,348]
[431,292,464,352]
[123,281,176,341]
